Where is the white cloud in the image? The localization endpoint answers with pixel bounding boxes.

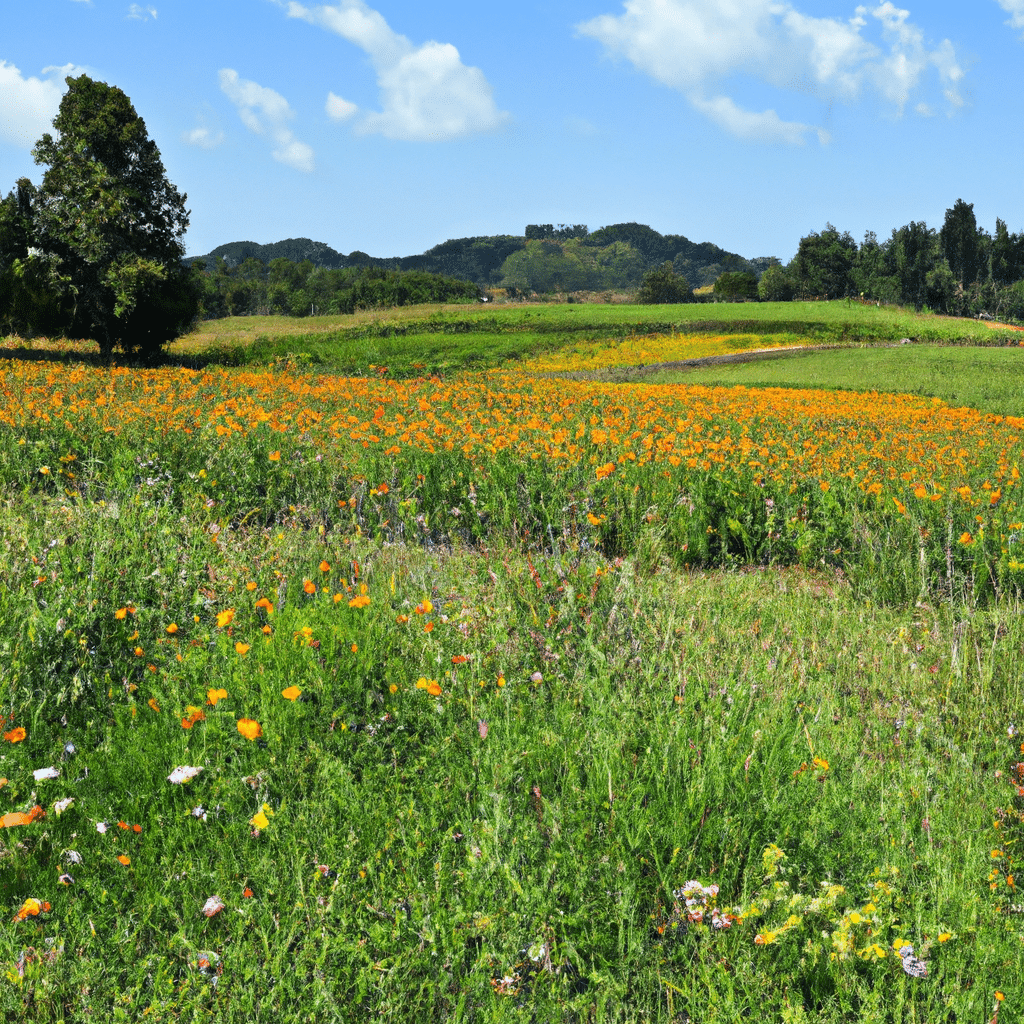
[325,91,358,121]
[182,125,225,149]
[0,62,70,151]
[282,0,509,141]
[995,0,1024,32]
[218,68,314,172]
[577,0,963,144]
[126,4,157,19]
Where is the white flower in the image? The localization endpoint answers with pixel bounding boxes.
[33,767,60,781]
[168,766,203,784]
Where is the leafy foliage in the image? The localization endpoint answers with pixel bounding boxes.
[24,75,199,358]
[635,261,693,304]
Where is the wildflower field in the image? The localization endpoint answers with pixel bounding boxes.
[0,303,1022,1022]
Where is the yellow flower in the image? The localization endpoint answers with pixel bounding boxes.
[349,595,371,609]
[235,642,250,656]
[217,608,235,628]
[166,623,179,634]
[251,811,269,829]
[938,932,951,943]
[281,686,302,701]
[206,688,227,705]
[268,451,281,462]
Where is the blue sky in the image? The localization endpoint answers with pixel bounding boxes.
[2,0,1023,263]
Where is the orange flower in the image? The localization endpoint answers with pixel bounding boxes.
[181,706,206,729]
[235,642,251,656]
[117,855,131,866]
[414,600,433,615]
[133,824,142,833]
[242,887,254,898]
[451,655,469,664]
[118,821,129,830]
[166,623,179,634]
[14,898,50,921]
[268,450,281,462]
[0,806,45,829]
[426,680,443,697]
[237,718,263,741]
[396,614,409,624]
[148,698,161,712]
[206,688,228,706]
[319,560,331,573]
[281,686,302,701]
[255,597,273,614]
[424,622,434,633]
[348,595,371,609]
[115,607,128,620]
[3,726,26,743]
[303,580,316,595]
[216,608,235,628]
[596,462,615,480]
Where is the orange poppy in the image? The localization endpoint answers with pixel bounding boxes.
[303,580,317,595]
[206,688,228,705]
[117,855,131,866]
[3,726,26,743]
[281,686,302,701]
[237,718,263,741]
[216,608,235,628]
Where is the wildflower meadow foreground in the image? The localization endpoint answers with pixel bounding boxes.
[0,334,1022,1021]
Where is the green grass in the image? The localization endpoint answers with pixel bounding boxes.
[166,301,1023,376]
[1,302,1023,1021]
[642,344,1024,417]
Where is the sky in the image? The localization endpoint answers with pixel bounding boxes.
[2,0,1023,264]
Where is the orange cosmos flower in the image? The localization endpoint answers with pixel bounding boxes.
[303,580,316,595]
[206,688,228,706]
[268,451,281,461]
[319,560,331,573]
[281,686,302,701]
[424,622,434,633]
[117,855,131,866]
[237,718,263,741]
[426,680,443,697]
[181,706,206,729]
[396,614,409,624]
[148,698,161,712]
[166,623,179,634]
[133,824,142,833]
[115,607,128,620]
[216,608,235,628]
[14,898,50,921]
[235,642,251,656]
[596,462,615,480]
[242,887,254,898]
[255,597,273,613]
[349,595,371,608]
[3,727,26,743]
[0,806,45,829]
[118,821,129,830]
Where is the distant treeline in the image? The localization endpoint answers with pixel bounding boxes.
[191,260,480,319]
[187,223,772,309]
[774,201,1024,318]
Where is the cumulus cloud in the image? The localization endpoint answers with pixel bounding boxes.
[995,0,1024,32]
[577,0,964,145]
[282,0,508,141]
[218,68,314,171]
[182,123,225,149]
[0,62,74,151]
[126,5,157,19]
[325,91,357,121]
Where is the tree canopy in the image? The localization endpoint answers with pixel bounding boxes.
[4,74,199,357]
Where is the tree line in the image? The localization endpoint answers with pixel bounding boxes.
[192,257,479,319]
[774,204,1024,318]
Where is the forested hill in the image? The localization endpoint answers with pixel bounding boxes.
[186,224,771,290]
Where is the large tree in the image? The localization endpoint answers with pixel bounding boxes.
[27,74,198,357]
[790,224,857,299]
[940,199,981,289]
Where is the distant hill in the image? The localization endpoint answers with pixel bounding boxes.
[186,225,775,290]
[186,237,348,269]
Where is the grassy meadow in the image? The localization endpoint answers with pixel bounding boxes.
[0,301,1022,1022]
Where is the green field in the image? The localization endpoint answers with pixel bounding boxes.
[640,343,1024,418]
[0,303,1021,1022]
